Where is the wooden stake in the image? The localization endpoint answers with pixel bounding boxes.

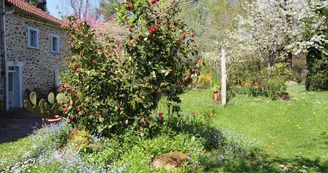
[221,48,227,106]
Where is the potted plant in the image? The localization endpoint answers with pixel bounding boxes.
[24,92,65,126]
[212,81,221,104]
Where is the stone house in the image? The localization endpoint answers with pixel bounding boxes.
[0,0,68,111]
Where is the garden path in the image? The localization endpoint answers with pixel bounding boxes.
[0,109,41,143]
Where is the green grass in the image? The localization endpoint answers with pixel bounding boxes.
[172,84,328,170]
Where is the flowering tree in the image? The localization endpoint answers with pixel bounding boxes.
[237,0,327,75]
[60,0,200,136]
[116,0,201,114]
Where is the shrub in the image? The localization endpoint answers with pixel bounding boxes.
[60,0,200,136]
[306,47,328,91]
[229,63,292,100]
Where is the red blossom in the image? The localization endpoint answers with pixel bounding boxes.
[179,80,184,85]
[129,28,133,32]
[150,0,159,5]
[138,35,142,40]
[197,59,203,64]
[158,112,163,117]
[76,68,81,73]
[192,112,195,115]
[70,88,76,93]
[129,40,136,46]
[149,26,158,34]
[177,114,181,118]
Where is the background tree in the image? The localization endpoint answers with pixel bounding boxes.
[25,0,47,11]
[98,0,121,21]
[58,0,101,24]
[179,0,246,89]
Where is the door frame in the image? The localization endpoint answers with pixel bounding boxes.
[5,61,24,111]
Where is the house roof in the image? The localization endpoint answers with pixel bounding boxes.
[5,0,64,26]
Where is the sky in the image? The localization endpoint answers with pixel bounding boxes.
[47,0,99,19]
[47,1,60,18]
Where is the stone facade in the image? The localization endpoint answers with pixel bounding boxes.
[5,7,68,100]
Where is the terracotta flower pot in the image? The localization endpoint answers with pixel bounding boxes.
[213,91,221,104]
[43,115,61,126]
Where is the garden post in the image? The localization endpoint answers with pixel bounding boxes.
[221,48,227,105]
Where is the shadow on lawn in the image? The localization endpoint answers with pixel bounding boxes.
[167,122,327,172]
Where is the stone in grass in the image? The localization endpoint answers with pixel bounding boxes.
[277,92,291,101]
[150,151,190,171]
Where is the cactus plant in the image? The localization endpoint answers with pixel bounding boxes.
[24,92,65,119]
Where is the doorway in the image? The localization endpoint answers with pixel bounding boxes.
[5,61,24,111]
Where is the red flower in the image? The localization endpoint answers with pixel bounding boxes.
[129,40,136,46]
[116,72,120,77]
[150,0,159,5]
[138,35,142,40]
[197,59,203,65]
[192,112,195,115]
[70,88,76,93]
[158,112,163,117]
[149,26,158,34]
[76,68,81,73]
[92,60,97,64]
[179,80,184,85]
[129,28,133,32]
[69,117,73,122]
[177,114,181,118]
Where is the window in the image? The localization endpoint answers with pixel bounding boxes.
[51,34,60,53]
[27,26,39,49]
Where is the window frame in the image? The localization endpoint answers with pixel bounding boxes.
[27,26,39,49]
[50,34,60,53]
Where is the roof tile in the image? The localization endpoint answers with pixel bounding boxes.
[6,0,64,26]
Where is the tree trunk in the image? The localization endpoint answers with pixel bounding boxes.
[221,48,227,106]
[287,52,293,71]
[267,50,271,79]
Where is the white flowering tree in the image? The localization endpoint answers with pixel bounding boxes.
[237,0,328,76]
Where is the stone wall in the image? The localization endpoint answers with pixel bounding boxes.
[5,8,68,99]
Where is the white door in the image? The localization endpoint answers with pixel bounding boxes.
[8,72,15,108]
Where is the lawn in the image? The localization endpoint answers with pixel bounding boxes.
[171,83,328,171]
